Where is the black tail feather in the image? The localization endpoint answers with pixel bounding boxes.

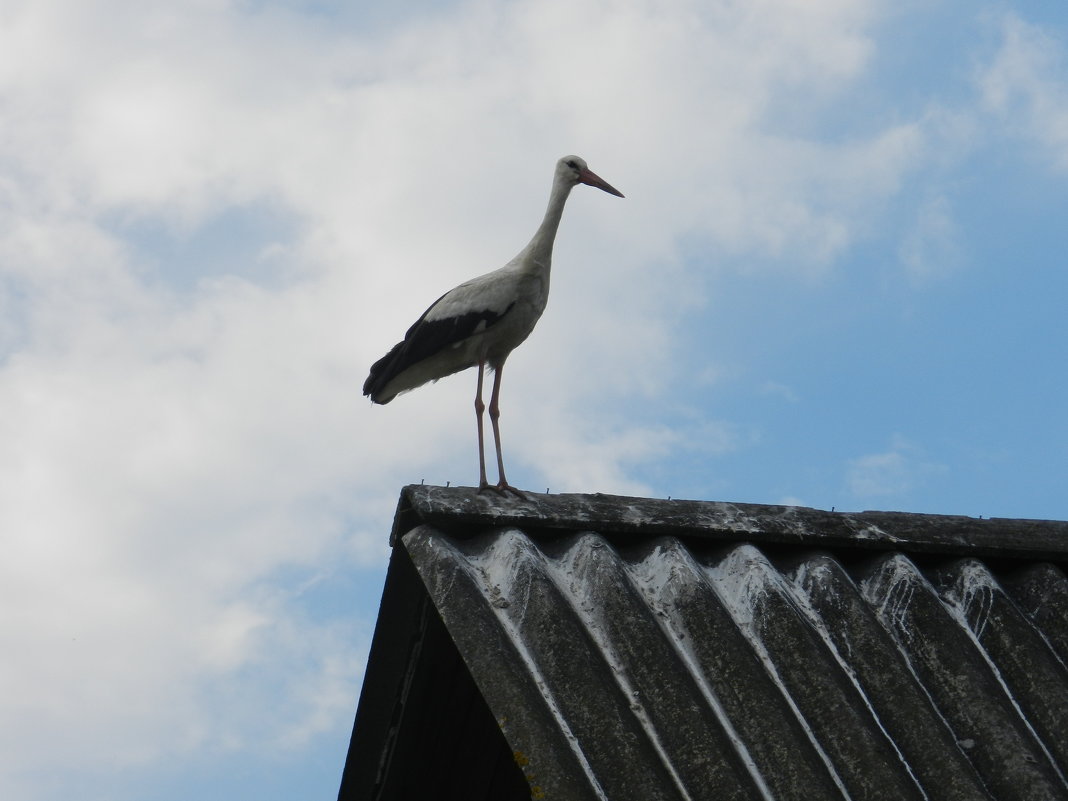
[363,341,405,404]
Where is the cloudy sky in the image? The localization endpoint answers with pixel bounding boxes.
[2,0,1066,798]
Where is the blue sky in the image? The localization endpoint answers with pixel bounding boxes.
[1,1,1067,799]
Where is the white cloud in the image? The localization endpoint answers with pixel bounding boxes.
[845,436,947,500]
[979,13,1068,169]
[759,380,800,403]
[898,192,962,280]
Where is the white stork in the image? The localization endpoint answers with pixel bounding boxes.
[363,155,624,497]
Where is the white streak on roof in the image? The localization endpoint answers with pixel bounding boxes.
[627,539,778,801]
[859,553,920,639]
[543,532,695,801]
[855,554,977,762]
[939,559,996,640]
[851,523,897,541]
[789,559,930,801]
[710,505,765,535]
[462,528,611,801]
[706,545,853,801]
[936,561,1068,789]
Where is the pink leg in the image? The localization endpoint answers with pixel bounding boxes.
[487,363,525,498]
[474,360,490,491]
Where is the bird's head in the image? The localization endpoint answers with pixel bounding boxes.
[557,155,625,198]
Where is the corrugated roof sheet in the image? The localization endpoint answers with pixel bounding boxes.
[340,486,1068,801]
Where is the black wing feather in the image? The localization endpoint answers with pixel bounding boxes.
[363,293,515,403]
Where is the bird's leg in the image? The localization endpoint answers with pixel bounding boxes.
[487,363,525,499]
[475,360,491,491]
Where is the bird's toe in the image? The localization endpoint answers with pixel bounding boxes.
[497,481,527,500]
[477,481,527,500]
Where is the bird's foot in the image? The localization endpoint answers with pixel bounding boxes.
[478,480,527,500]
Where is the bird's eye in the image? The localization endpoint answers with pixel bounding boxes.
[566,160,578,169]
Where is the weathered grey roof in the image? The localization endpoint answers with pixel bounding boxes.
[339,485,1068,801]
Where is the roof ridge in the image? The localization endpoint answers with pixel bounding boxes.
[392,484,1068,561]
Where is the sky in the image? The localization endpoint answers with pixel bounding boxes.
[1,0,1067,798]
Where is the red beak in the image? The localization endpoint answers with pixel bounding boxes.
[579,168,625,198]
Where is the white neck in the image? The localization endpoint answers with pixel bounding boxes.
[522,175,574,268]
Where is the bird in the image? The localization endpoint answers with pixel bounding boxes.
[363,155,624,497]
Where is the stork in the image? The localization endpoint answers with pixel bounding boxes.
[363,155,624,497]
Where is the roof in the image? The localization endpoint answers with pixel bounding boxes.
[338,485,1068,801]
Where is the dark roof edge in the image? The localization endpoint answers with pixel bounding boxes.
[391,485,1068,561]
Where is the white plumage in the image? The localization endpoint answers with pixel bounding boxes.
[364,155,624,496]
